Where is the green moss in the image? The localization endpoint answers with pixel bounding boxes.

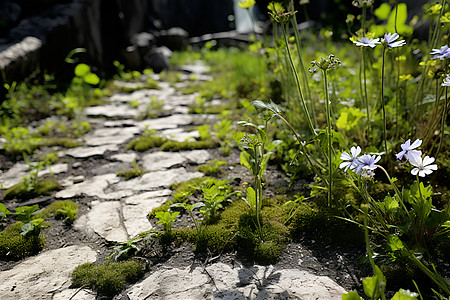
[289,201,364,246]
[71,260,144,297]
[126,135,167,152]
[34,200,79,223]
[41,137,84,148]
[160,139,216,151]
[0,222,46,260]
[126,136,167,152]
[195,224,236,253]
[116,164,146,180]
[196,159,227,176]
[3,178,60,201]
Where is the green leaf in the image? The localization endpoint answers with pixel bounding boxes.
[363,275,383,299]
[15,204,39,223]
[387,234,405,252]
[74,63,90,77]
[252,100,281,114]
[0,203,11,221]
[83,73,100,85]
[245,187,256,211]
[384,194,399,213]
[391,289,419,300]
[386,3,413,36]
[342,291,363,300]
[375,3,391,20]
[240,151,255,174]
[21,222,35,236]
[336,107,365,131]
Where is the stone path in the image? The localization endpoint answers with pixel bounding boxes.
[0,63,347,299]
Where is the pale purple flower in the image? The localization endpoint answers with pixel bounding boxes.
[442,74,450,86]
[396,139,422,161]
[355,154,381,175]
[431,45,450,60]
[383,33,406,48]
[409,155,438,177]
[340,146,361,171]
[353,37,381,48]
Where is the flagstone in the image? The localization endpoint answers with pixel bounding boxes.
[65,144,119,158]
[113,167,204,191]
[0,245,96,300]
[126,262,346,300]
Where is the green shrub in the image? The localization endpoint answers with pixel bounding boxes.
[71,260,144,297]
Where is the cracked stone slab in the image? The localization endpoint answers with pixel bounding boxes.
[142,151,186,171]
[55,173,132,200]
[0,245,97,300]
[84,104,139,118]
[39,163,69,177]
[122,191,171,238]
[127,262,346,300]
[142,150,210,172]
[75,200,129,242]
[160,128,199,142]
[65,145,119,158]
[53,289,95,300]
[0,163,29,188]
[0,163,68,189]
[103,119,139,128]
[84,127,139,146]
[180,150,211,164]
[138,114,194,130]
[111,153,138,163]
[113,167,204,191]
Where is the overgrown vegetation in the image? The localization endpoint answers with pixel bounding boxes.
[0,1,449,298]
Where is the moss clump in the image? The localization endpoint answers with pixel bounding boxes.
[71,260,144,297]
[0,222,46,260]
[160,139,216,151]
[3,178,60,201]
[126,135,167,152]
[113,78,161,93]
[116,162,146,180]
[289,201,364,246]
[41,137,84,148]
[149,177,216,219]
[194,224,236,253]
[116,169,145,180]
[196,159,227,176]
[34,200,79,224]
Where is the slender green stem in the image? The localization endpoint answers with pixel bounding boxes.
[323,69,333,206]
[407,249,450,295]
[362,48,370,136]
[395,48,400,139]
[394,0,398,33]
[362,5,367,35]
[289,6,317,128]
[275,113,328,183]
[281,23,316,136]
[381,47,388,153]
[435,85,448,158]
